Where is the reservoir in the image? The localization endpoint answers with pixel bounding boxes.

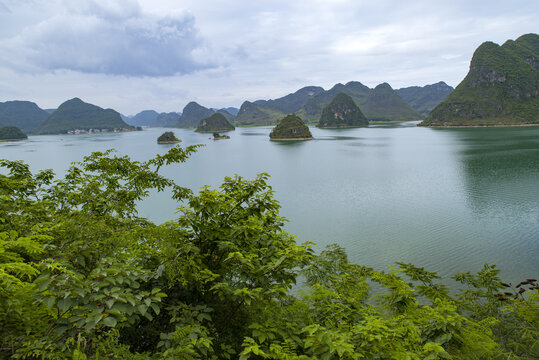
[1,121,538,284]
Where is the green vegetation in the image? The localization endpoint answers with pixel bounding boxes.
[0,147,538,359]
[318,93,368,128]
[234,101,286,126]
[396,82,454,117]
[216,109,236,123]
[298,81,422,123]
[213,132,230,139]
[0,125,28,140]
[269,114,313,140]
[362,83,423,122]
[196,113,235,133]
[157,131,181,144]
[422,33,539,126]
[298,82,370,123]
[0,101,50,134]
[37,98,132,134]
[177,102,215,128]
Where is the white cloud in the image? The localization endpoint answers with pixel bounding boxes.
[0,0,214,76]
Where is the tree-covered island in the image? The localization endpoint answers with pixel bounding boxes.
[0,125,28,140]
[157,131,181,144]
[269,114,313,140]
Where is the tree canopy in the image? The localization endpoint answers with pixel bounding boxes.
[0,146,537,359]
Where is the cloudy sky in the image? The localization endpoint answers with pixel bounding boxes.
[0,0,537,115]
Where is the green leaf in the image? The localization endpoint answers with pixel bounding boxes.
[103,316,117,327]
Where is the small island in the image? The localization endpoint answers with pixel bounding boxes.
[213,132,230,140]
[157,131,181,144]
[269,114,313,141]
[196,113,235,133]
[0,126,28,141]
[318,92,368,128]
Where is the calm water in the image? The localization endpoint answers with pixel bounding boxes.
[1,122,538,283]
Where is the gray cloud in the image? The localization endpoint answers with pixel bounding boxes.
[0,0,214,76]
[0,0,538,114]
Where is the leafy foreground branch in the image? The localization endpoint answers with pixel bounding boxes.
[0,146,537,359]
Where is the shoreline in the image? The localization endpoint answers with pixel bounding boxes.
[269,137,313,141]
[419,123,539,128]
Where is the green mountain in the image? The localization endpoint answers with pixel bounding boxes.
[422,33,539,126]
[37,98,132,134]
[234,101,285,126]
[254,86,325,113]
[0,126,27,140]
[362,83,422,121]
[297,81,421,123]
[127,110,159,127]
[269,114,312,140]
[318,93,368,128]
[298,81,371,123]
[196,113,235,133]
[177,102,214,128]
[0,100,50,133]
[396,82,454,116]
[216,109,235,123]
[151,112,180,127]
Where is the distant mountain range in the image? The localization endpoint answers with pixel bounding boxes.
[124,110,160,127]
[152,112,180,127]
[235,81,427,125]
[38,98,132,134]
[422,33,538,126]
[396,82,454,117]
[0,81,453,133]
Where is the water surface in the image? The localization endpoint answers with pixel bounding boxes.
[1,122,537,283]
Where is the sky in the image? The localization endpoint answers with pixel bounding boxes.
[0,0,537,115]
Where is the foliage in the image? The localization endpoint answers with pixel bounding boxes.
[1,145,537,359]
[157,131,181,143]
[269,114,312,140]
[37,98,132,134]
[0,126,27,140]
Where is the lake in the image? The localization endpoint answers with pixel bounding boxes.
[1,122,538,284]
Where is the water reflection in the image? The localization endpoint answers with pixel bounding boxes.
[440,127,539,279]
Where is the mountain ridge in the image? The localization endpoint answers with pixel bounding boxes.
[422,33,539,126]
[38,98,132,134]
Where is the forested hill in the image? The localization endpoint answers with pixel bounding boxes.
[0,100,50,133]
[421,33,539,126]
[38,98,132,134]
